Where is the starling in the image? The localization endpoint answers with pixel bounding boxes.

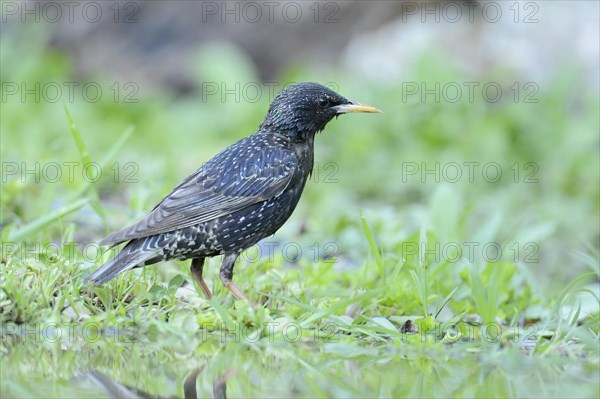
[86,82,381,307]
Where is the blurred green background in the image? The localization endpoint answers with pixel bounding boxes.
[2,2,598,289]
[1,1,599,398]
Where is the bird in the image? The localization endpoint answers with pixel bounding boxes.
[85,82,381,307]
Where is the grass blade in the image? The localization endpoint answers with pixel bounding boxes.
[8,197,89,242]
[64,104,91,166]
[361,214,385,284]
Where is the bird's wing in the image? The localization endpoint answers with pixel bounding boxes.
[100,136,297,245]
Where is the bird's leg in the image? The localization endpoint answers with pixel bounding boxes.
[190,257,212,299]
[220,253,257,309]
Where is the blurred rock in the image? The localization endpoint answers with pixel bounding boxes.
[43,0,407,93]
[5,1,596,92]
[344,0,599,87]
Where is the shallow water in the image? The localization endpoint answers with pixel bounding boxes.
[2,325,598,398]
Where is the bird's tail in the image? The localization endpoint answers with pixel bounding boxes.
[85,240,158,285]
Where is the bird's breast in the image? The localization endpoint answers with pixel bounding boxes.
[291,136,316,180]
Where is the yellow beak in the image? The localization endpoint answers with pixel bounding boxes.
[333,102,382,114]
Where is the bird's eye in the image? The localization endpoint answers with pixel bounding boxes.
[318,97,330,108]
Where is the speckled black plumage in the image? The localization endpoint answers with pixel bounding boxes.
[86,82,380,305]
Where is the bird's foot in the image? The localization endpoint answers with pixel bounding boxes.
[225,282,257,310]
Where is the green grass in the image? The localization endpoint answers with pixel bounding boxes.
[1,37,599,398]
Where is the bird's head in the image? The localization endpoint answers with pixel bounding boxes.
[259,82,381,141]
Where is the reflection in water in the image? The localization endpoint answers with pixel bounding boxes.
[183,368,202,399]
[78,367,234,399]
[80,370,157,399]
[2,331,598,397]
